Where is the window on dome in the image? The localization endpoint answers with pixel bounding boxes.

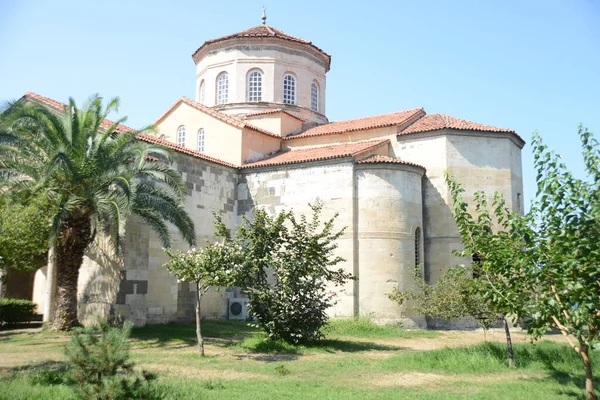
[177,125,186,147]
[311,81,319,111]
[197,128,205,153]
[199,80,205,104]
[216,73,229,105]
[283,74,296,105]
[159,134,166,140]
[247,70,263,102]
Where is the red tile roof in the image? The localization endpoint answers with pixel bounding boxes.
[400,113,515,135]
[356,155,425,170]
[21,92,135,133]
[243,139,389,169]
[155,97,280,138]
[192,25,331,70]
[285,108,425,140]
[244,108,304,121]
[137,134,237,168]
[20,92,237,168]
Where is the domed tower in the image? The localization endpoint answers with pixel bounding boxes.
[191,14,331,125]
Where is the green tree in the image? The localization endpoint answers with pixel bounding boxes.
[0,194,54,274]
[164,242,241,356]
[0,96,195,330]
[65,321,159,399]
[446,126,600,400]
[216,201,354,344]
[524,127,600,400]
[388,265,499,332]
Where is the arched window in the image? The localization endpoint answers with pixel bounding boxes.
[216,73,229,104]
[159,134,166,140]
[283,74,296,105]
[415,227,421,268]
[311,81,319,111]
[247,70,263,102]
[199,80,205,104]
[176,125,186,147]
[197,128,205,153]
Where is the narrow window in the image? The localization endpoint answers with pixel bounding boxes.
[247,70,262,102]
[283,74,296,105]
[159,134,166,140]
[216,73,229,104]
[177,125,186,147]
[197,128,205,153]
[199,80,205,104]
[311,81,319,111]
[415,227,421,268]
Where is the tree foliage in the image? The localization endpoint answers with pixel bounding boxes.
[0,194,54,273]
[216,201,354,344]
[164,242,241,356]
[0,96,195,330]
[446,126,600,399]
[65,321,159,399]
[388,265,498,330]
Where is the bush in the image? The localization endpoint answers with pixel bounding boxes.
[0,298,37,325]
[65,321,159,400]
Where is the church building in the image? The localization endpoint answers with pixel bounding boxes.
[25,17,524,328]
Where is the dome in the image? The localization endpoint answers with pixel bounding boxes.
[191,24,330,125]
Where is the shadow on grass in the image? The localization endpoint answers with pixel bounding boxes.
[130,321,258,348]
[232,333,405,362]
[0,360,70,386]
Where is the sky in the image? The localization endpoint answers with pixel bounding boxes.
[1,0,599,210]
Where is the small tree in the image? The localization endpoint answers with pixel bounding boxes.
[446,176,535,367]
[164,242,240,356]
[388,265,499,332]
[446,126,600,399]
[217,201,354,344]
[65,321,158,399]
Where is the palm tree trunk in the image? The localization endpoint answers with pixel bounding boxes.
[53,217,91,331]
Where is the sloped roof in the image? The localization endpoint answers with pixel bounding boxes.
[401,113,515,135]
[138,134,237,168]
[286,108,425,140]
[155,97,280,138]
[20,92,236,168]
[20,92,135,133]
[242,139,389,169]
[356,154,424,169]
[244,108,304,121]
[192,25,331,70]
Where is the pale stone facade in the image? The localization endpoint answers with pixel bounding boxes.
[28,22,524,328]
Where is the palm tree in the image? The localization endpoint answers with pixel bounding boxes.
[0,95,195,330]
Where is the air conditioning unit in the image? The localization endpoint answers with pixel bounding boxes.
[228,298,249,320]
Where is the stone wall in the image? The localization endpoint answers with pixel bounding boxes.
[239,160,357,317]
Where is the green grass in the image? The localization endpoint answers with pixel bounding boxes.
[325,317,439,339]
[1,320,598,399]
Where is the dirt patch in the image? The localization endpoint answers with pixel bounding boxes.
[142,363,269,380]
[368,371,544,388]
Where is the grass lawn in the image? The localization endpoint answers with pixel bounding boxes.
[0,319,597,399]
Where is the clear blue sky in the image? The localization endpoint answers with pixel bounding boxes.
[1,0,599,209]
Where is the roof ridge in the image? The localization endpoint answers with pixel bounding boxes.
[155,97,279,138]
[285,107,425,140]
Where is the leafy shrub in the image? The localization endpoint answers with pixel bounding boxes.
[218,201,354,344]
[65,321,159,399]
[0,298,37,325]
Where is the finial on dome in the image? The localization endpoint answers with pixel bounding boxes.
[261,7,267,25]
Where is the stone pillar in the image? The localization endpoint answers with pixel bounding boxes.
[43,244,56,323]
